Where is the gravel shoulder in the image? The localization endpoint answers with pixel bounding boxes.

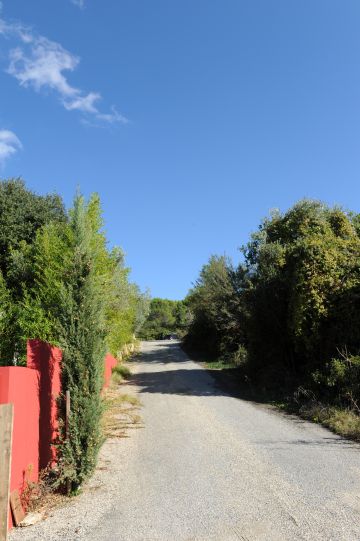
[10,340,360,541]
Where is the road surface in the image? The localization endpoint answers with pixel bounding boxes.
[11,340,360,540]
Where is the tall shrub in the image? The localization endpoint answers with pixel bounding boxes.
[19,192,146,488]
[55,195,106,488]
[185,256,246,357]
[243,201,360,386]
[0,179,66,363]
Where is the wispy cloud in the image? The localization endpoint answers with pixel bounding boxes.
[0,130,22,164]
[63,92,100,113]
[96,106,129,125]
[0,16,127,125]
[71,0,85,8]
[8,39,80,97]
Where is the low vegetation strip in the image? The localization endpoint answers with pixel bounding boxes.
[102,362,142,440]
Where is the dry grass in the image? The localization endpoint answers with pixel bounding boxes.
[21,365,142,519]
[112,364,132,379]
[111,372,124,385]
[299,401,360,440]
[101,373,142,439]
[20,467,68,520]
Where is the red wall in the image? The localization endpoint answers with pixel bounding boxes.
[27,340,62,469]
[103,353,118,388]
[0,342,112,529]
[0,367,40,489]
[0,367,40,528]
[0,340,62,528]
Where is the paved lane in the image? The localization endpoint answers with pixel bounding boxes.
[12,340,360,540]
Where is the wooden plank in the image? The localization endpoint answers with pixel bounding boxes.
[0,403,14,541]
[9,491,25,527]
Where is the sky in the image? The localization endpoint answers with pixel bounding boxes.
[1,1,360,299]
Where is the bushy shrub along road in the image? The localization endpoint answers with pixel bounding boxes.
[11,341,360,540]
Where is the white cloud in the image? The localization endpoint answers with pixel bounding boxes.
[71,0,85,8]
[0,130,22,164]
[64,91,100,113]
[0,16,127,124]
[96,106,129,125]
[8,38,79,97]
[0,18,33,43]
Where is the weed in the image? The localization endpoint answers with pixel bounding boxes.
[102,388,142,439]
[299,402,360,440]
[205,360,238,370]
[21,466,67,516]
[112,364,131,379]
[111,372,124,385]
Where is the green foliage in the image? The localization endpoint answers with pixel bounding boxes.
[0,179,146,487]
[243,200,360,386]
[139,297,190,340]
[0,271,19,364]
[23,193,146,489]
[0,179,66,364]
[112,364,131,379]
[313,354,360,411]
[186,200,360,422]
[105,253,145,356]
[185,256,247,357]
[0,178,65,291]
[18,195,105,487]
[57,195,108,488]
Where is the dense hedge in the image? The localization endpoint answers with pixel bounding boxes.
[0,179,149,488]
[185,200,360,414]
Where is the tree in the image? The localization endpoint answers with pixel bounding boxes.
[0,179,146,485]
[185,255,247,357]
[0,179,66,363]
[139,298,190,340]
[241,200,360,387]
[19,192,145,488]
[0,178,65,287]
[185,200,360,396]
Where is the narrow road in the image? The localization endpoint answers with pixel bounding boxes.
[12,341,360,540]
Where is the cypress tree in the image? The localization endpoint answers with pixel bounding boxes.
[56,194,106,489]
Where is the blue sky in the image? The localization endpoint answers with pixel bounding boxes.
[1,1,360,299]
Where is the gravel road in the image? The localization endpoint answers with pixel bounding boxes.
[10,340,360,540]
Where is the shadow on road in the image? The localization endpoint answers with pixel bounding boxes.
[128,342,360,449]
[131,367,222,397]
[131,341,190,364]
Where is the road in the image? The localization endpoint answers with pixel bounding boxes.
[11,340,360,540]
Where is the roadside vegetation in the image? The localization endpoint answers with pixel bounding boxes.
[102,364,142,440]
[139,297,191,340]
[0,178,150,491]
[184,200,360,440]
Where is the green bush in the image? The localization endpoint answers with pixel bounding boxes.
[0,179,148,487]
[185,200,360,420]
[112,364,131,379]
[232,345,248,367]
[314,354,360,411]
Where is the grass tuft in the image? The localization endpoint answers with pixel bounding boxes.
[102,389,142,439]
[299,402,360,440]
[112,364,131,378]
